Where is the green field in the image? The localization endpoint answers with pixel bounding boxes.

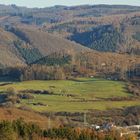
[0,78,140,112]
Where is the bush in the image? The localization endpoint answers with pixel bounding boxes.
[0,121,17,140]
[5,88,20,104]
[7,87,17,96]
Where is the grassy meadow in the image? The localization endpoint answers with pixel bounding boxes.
[0,78,140,112]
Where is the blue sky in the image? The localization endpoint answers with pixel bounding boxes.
[0,0,139,8]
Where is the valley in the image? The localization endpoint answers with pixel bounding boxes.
[0,3,139,140]
[0,78,140,126]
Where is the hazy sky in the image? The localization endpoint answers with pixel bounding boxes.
[0,0,139,8]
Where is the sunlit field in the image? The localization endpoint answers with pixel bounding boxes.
[0,78,139,112]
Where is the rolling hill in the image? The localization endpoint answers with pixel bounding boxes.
[0,26,90,67]
[0,25,139,81]
[45,12,140,54]
[17,26,89,56]
[0,4,140,54]
[0,27,26,67]
[0,4,139,82]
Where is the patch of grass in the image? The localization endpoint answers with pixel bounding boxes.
[22,95,140,112]
[0,78,139,112]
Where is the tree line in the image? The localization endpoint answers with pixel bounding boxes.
[0,119,137,140]
[0,51,139,81]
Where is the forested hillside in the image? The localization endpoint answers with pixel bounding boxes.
[45,12,140,54]
[0,5,140,53]
[69,25,123,52]
[0,26,89,67]
[0,4,139,81]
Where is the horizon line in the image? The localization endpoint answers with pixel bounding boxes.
[0,3,140,8]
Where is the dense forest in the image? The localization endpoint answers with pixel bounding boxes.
[69,25,123,52]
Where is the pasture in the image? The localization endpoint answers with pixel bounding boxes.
[0,78,140,112]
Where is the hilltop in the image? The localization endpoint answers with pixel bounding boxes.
[0,4,140,54]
